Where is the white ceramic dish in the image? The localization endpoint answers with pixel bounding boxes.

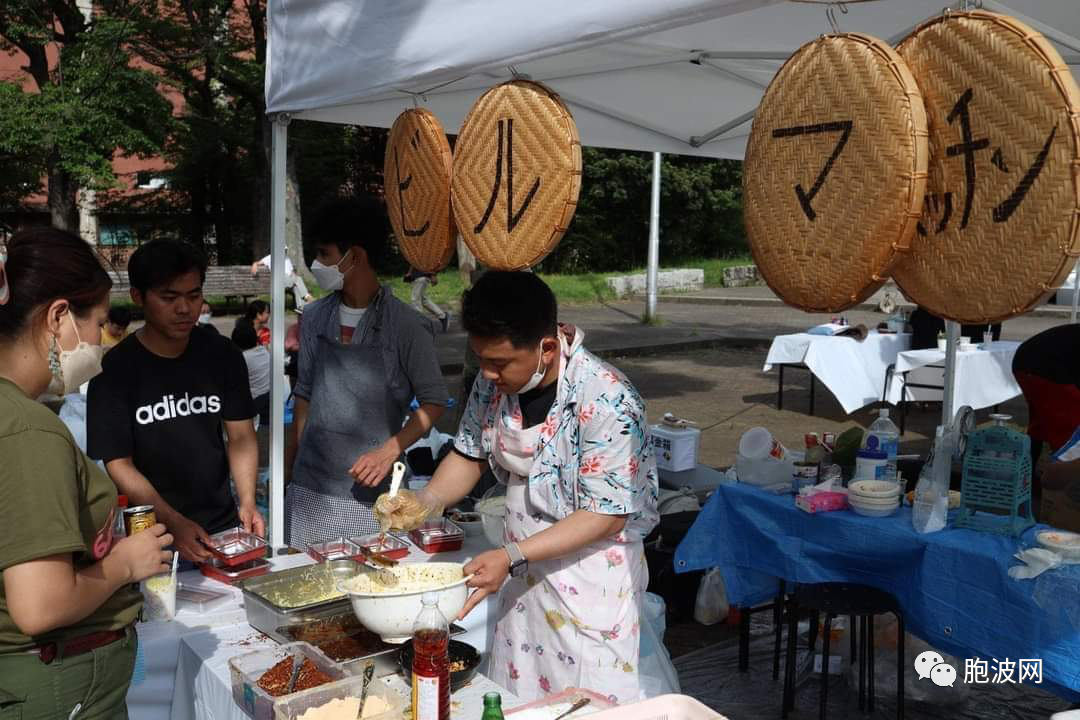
[337,562,469,643]
[447,510,484,537]
[848,480,902,498]
[849,502,899,518]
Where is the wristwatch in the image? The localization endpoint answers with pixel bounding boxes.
[504,542,528,578]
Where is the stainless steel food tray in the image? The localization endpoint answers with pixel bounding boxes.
[240,562,358,641]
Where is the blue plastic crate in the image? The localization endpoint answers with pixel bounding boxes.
[954,424,1034,537]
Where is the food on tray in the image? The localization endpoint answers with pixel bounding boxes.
[449,658,467,672]
[258,574,344,609]
[282,616,391,662]
[257,657,334,697]
[342,563,463,595]
[297,696,391,720]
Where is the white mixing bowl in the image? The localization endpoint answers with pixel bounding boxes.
[337,562,470,643]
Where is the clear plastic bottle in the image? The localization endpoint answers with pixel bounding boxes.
[411,592,450,720]
[912,427,948,534]
[866,408,901,484]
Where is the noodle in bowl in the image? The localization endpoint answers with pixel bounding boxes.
[336,562,470,642]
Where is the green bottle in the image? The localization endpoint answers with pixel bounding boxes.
[480,692,504,720]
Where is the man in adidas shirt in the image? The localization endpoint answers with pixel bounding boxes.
[285,196,446,546]
[88,240,263,563]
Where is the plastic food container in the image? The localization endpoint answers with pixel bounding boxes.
[176,583,231,612]
[506,688,616,717]
[206,527,269,566]
[271,672,403,720]
[141,573,177,621]
[408,518,464,554]
[307,537,365,563]
[201,557,272,585]
[228,642,351,720]
[352,533,411,561]
[587,694,724,720]
[240,564,355,641]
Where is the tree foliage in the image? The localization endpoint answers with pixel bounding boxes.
[0,1,171,229]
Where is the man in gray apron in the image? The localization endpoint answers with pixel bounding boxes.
[286,196,447,546]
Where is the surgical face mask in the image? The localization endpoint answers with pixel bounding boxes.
[515,342,547,394]
[310,249,352,292]
[198,313,212,325]
[48,314,105,396]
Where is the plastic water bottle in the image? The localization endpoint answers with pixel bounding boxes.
[913,427,948,534]
[865,408,900,483]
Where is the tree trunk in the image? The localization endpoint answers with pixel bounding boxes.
[47,151,79,232]
[251,115,271,260]
[285,141,314,284]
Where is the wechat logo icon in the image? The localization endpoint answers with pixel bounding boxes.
[915,650,956,687]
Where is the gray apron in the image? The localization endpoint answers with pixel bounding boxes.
[287,310,402,547]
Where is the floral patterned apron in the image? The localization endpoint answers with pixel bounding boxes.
[487,347,648,703]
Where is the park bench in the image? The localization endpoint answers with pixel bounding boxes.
[109,265,268,307]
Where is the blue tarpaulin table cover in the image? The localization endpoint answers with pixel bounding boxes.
[675,482,1080,699]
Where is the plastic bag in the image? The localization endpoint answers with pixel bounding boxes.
[638,592,681,698]
[836,614,970,705]
[693,568,729,626]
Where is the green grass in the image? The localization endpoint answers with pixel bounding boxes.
[114,255,756,315]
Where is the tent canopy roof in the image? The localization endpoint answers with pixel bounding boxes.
[266,0,1080,159]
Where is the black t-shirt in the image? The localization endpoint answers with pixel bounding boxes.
[87,330,255,533]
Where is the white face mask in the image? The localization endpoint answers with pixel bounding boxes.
[311,249,352,292]
[198,313,212,325]
[48,314,105,396]
[515,342,548,395]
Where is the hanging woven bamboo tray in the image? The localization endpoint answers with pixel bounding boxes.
[451,80,582,271]
[744,32,929,313]
[892,10,1080,324]
[384,108,456,273]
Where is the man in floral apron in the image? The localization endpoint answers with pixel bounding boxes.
[376,271,661,703]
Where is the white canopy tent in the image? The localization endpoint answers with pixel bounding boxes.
[263,0,1080,547]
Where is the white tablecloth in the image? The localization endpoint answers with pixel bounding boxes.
[128,534,499,720]
[764,332,912,414]
[884,341,1022,410]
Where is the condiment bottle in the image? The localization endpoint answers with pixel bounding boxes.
[412,592,450,720]
[480,692,504,720]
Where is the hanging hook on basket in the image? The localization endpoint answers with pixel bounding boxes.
[825,3,849,34]
[508,65,532,81]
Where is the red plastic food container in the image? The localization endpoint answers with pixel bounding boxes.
[408,518,464,554]
[199,557,271,584]
[205,527,268,567]
[306,537,365,563]
[352,533,411,561]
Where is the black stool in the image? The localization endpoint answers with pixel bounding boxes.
[782,583,905,720]
[737,580,788,680]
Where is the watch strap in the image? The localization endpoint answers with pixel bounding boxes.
[504,542,526,570]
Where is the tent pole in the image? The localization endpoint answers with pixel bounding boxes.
[941,320,960,427]
[646,151,661,321]
[1071,258,1079,324]
[269,115,289,551]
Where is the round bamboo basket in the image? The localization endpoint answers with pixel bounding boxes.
[744,33,929,313]
[892,10,1080,324]
[384,108,456,273]
[451,80,582,270]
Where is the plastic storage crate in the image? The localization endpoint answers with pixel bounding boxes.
[955,420,1035,537]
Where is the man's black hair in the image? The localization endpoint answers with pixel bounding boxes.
[461,271,558,348]
[231,321,258,351]
[305,194,389,270]
[107,305,132,327]
[127,239,207,295]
